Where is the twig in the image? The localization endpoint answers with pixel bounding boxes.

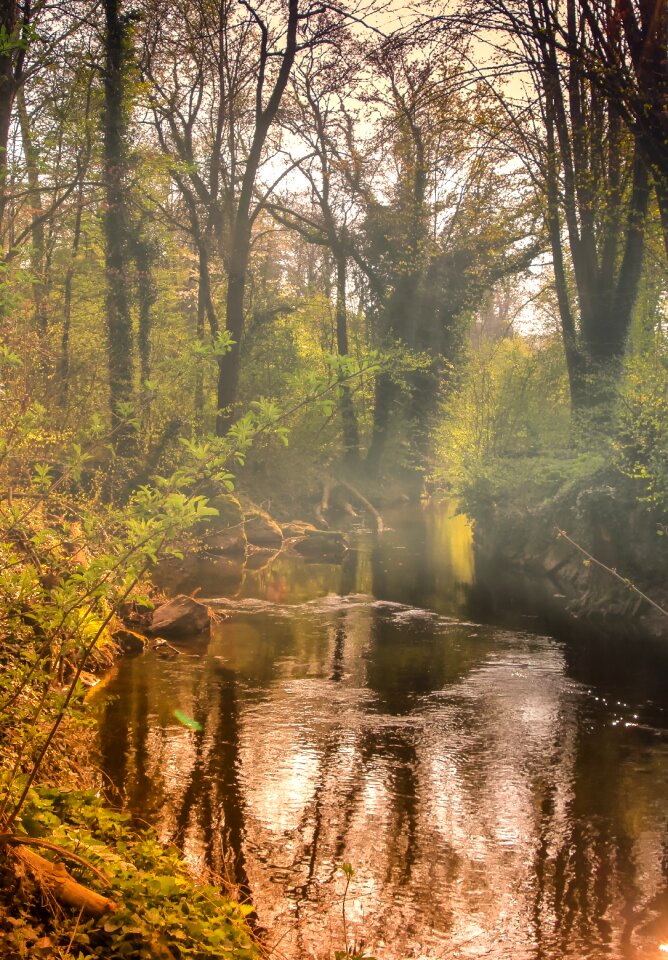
[556,528,668,619]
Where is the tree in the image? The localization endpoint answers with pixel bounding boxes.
[143,0,367,435]
[473,0,654,409]
[349,37,539,480]
[548,0,668,260]
[103,0,135,447]
[269,46,364,466]
[0,0,29,238]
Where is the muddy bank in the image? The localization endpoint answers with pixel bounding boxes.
[468,480,668,641]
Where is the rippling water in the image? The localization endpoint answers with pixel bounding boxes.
[96,503,668,960]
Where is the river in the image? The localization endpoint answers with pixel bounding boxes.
[96,502,668,959]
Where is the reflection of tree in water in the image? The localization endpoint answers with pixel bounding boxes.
[370,511,438,610]
[288,605,426,925]
[330,551,358,683]
[98,653,251,896]
[128,662,155,812]
[547,724,641,957]
[170,671,215,871]
[209,666,250,893]
[170,663,250,894]
[99,658,166,816]
[362,728,420,885]
[99,682,130,798]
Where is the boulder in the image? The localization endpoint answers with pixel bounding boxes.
[113,627,147,654]
[287,530,348,561]
[149,595,210,638]
[201,494,246,555]
[244,508,283,548]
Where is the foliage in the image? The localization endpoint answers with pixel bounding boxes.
[434,333,572,493]
[0,784,258,959]
[616,335,668,521]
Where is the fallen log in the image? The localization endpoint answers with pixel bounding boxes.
[7,841,115,917]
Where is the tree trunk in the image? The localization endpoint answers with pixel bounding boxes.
[60,184,84,406]
[0,0,18,242]
[610,150,650,354]
[366,372,399,480]
[16,88,46,332]
[654,173,668,264]
[133,234,156,388]
[216,236,248,434]
[214,0,299,436]
[334,251,359,466]
[103,0,134,450]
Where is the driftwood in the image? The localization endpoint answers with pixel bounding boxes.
[314,480,331,528]
[335,479,384,534]
[6,839,115,917]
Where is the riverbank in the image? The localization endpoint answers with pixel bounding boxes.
[0,488,261,960]
[0,645,261,959]
[462,459,668,641]
[0,780,259,959]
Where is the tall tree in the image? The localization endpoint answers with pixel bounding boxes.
[351,39,539,480]
[475,0,653,408]
[103,0,135,445]
[0,0,28,239]
[215,0,299,432]
[143,0,353,435]
[549,0,668,259]
[270,49,363,466]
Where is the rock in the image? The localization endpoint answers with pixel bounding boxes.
[244,509,283,548]
[542,539,573,575]
[287,530,348,561]
[149,595,210,637]
[113,627,147,653]
[201,494,246,555]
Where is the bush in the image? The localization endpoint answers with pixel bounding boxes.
[434,333,571,491]
[616,337,668,522]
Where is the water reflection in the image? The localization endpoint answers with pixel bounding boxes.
[97,505,668,960]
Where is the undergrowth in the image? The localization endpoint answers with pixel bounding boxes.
[0,784,258,959]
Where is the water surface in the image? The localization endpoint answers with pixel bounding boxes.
[97,503,668,959]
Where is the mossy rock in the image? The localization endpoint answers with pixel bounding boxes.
[201,494,246,555]
[244,508,283,548]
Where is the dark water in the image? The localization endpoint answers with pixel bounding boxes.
[95,503,668,960]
